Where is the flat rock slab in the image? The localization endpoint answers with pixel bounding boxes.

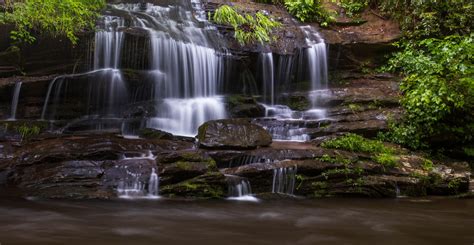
[197,119,272,150]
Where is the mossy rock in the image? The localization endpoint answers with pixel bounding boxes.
[160,172,227,199]
[138,128,174,140]
[197,119,272,149]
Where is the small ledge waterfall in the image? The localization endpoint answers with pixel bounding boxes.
[272,166,297,195]
[226,175,258,202]
[255,26,329,142]
[8,81,22,120]
[258,52,275,105]
[117,167,160,199]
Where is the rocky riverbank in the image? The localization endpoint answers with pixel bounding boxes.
[0,121,470,199]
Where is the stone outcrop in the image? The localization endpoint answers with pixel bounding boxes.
[197,119,272,149]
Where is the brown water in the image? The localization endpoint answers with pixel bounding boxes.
[0,197,473,245]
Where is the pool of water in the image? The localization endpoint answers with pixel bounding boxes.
[0,197,473,244]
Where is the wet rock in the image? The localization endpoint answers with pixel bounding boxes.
[9,160,112,199]
[160,172,227,199]
[157,150,218,185]
[197,119,272,150]
[138,128,174,140]
[226,95,265,118]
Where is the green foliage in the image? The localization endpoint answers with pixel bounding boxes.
[15,124,40,141]
[339,0,368,17]
[372,0,473,39]
[447,178,461,191]
[1,0,106,45]
[421,159,434,171]
[322,134,399,168]
[463,147,474,157]
[373,153,398,168]
[384,34,474,149]
[318,154,353,165]
[284,0,335,26]
[212,5,281,45]
[322,133,395,154]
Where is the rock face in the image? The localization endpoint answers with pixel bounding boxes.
[0,133,228,199]
[197,119,272,150]
[0,132,471,199]
[220,142,471,197]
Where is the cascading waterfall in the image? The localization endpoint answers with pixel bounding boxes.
[8,81,22,120]
[258,52,275,105]
[117,167,160,199]
[39,1,226,136]
[300,26,329,110]
[226,175,258,202]
[272,166,297,195]
[256,27,330,142]
[117,2,226,136]
[148,168,159,196]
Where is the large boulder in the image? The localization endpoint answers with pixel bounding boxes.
[197,119,272,150]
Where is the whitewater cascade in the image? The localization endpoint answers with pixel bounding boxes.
[40,1,226,136]
[226,175,258,201]
[258,52,275,105]
[8,81,22,120]
[272,166,297,195]
[116,3,226,136]
[117,166,160,199]
[255,26,329,142]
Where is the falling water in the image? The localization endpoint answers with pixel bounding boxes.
[226,175,259,202]
[272,166,297,195]
[148,168,159,197]
[117,167,160,199]
[259,52,275,105]
[300,26,328,92]
[93,15,125,69]
[115,2,227,136]
[8,81,22,120]
[40,1,226,135]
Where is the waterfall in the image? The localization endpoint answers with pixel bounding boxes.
[148,168,159,196]
[39,1,226,135]
[117,167,160,199]
[93,15,124,70]
[300,26,329,111]
[300,26,328,92]
[115,2,227,136]
[146,97,226,137]
[272,166,297,195]
[8,81,22,120]
[259,52,275,105]
[226,175,258,202]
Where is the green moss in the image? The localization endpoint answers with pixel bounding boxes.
[322,133,395,154]
[175,161,193,171]
[373,153,399,168]
[463,147,474,157]
[422,159,434,171]
[348,103,362,113]
[311,181,329,198]
[287,96,311,111]
[322,134,399,168]
[448,178,462,191]
[318,154,354,165]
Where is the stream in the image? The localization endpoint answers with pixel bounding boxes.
[0,197,472,244]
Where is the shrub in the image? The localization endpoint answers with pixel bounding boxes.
[321,133,394,154]
[339,0,368,17]
[284,0,334,26]
[212,5,281,45]
[384,34,474,149]
[0,0,106,45]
